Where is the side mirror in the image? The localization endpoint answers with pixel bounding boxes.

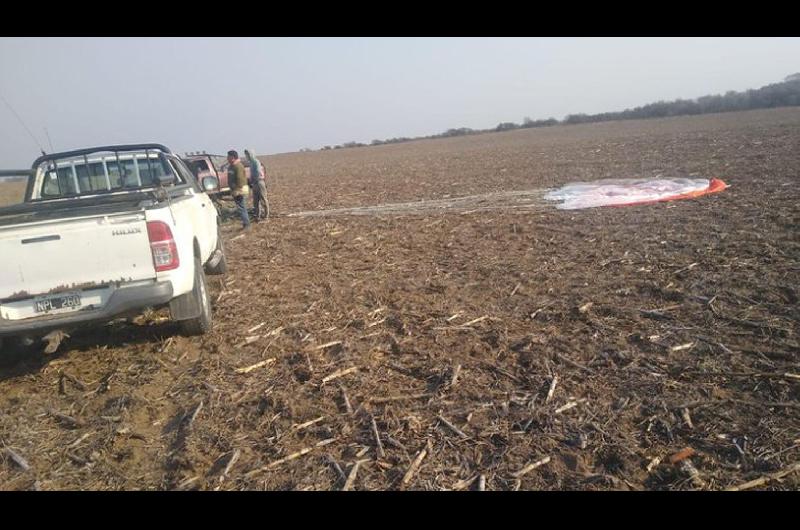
[202,176,220,192]
[156,173,174,187]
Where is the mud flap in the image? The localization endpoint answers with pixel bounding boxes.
[169,288,201,321]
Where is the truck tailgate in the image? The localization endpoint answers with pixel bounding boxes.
[0,211,156,302]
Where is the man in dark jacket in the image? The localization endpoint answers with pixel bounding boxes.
[227,150,250,230]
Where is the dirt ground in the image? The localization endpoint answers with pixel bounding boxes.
[1,107,799,490]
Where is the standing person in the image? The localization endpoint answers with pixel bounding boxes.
[244,148,268,221]
[227,150,250,230]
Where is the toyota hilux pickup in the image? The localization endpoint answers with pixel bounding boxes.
[0,144,228,353]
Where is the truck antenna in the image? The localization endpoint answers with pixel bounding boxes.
[44,126,55,152]
[0,90,46,154]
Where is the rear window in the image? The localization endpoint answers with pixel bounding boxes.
[136,157,172,185]
[211,156,226,170]
[36,155,178,199]
[189,160,210,172]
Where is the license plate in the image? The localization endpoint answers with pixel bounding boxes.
[34,293,82,313]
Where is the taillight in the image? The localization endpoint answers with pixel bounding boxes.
[146,221,180,272]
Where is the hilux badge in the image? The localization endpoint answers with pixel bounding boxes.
[112,227,142,236]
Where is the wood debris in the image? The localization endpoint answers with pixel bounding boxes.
[245,438,337,477]
[511,456,551,478]
[235,358,275,374]
[4,447,30,472]
[247,322,267,333]
[291,416,325,432]
[725,462,800,491]
[545,375,558,403]
[342,460,363,491]
[370,393,433,404]
[452,475,478,490]
[555,399,586,414]
[47,409,84,428]
[437,415,468,439]
[315,341,343,350]
[402,442,430,486]
[370,415,385,459]
[321,366,358,384]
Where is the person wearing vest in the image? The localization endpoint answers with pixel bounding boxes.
[227,150,250,230]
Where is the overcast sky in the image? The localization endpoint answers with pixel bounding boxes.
[1,37,799,167]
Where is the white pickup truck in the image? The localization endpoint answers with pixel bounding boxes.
[0,144,227,352]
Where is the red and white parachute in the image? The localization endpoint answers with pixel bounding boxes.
[545,177,728,210]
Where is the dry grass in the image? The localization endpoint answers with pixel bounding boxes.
[1,108,799,491]
[0,180,26,207]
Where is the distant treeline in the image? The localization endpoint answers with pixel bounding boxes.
[312,74,800,151]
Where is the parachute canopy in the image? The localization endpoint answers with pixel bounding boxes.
[545,177,727,210]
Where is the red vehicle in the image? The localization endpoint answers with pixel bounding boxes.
[182,154,229,195]
[182,153,265,196]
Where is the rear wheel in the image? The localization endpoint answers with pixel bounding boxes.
[179,255,213,336]
[0,337,38,366]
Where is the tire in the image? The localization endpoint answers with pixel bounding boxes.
[0,337,37,366]
[180,255,213,336]
[206,225,228,275]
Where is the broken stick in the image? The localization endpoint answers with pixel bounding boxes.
[4,447,30,472]
[462,316,489,327]
[60,372,87,391]
[370,393,432,405]
[340,386,354,415]
[48,409,84,428]
[245,438,337,477]
[681,408,694,429]
[545,375,559,404]
[555,401,581,414]
[221,449,240,479]
[554,352,594,374]
[247,322,267,334]
[437,415,468,439]
[291,416,325,432]
[724,462,800,491]
[370,415,385,459]
[646,456,662,473]
[450,364,462,387]
[315,341,342,351]
[343,460,362,491]
[235,358,275,374]
[452,475,478,490]
[402,442,430,486]
[321,366,358,384]
[511,456,551,478]
[325,454,347,483]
